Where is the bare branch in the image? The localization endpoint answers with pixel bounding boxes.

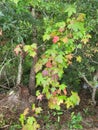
[0,85,10,89]
[81,74,93,88]
[81,74,97,105]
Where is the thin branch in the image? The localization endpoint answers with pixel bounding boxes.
[0,125,9,129]
[80,74,93,88]
[0,85,10,89]
[81,74,97,105]
[90,58,98,64]
[0,52,8,67]
[0,57,16,76]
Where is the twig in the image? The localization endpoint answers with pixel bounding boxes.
[90,58,98,64]
[81,74,97,105]
[0,125,9,129]
[0,57,16,76]
[0,85,10,89]
[81,75,93,88]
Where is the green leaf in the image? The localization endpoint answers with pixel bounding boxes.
[24,45,30,52]
[36,90,41,96]
[46,92,51,99]
[65,91,80,108]
[35,107,42,114]
[68,22,85,32]
[31,43,37,48]
[32,104,35,110]
[65,99,74,109]
[19,114,25,126]
[55,105,60,110]
[55,55,63,63]
[70,91,80,105]
[43,34,50,41]
[51,87,56,92]
[29,51,36,57]
[55,21,65,28]
[77,44,82,49]
[58,95,67,100]
[0,11,4,16]
[24,44,37,57]
[27,117,36,125]
[65,4,76,17]
[59,84,66,90]
[36,73,43,85]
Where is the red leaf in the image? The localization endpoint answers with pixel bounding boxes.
[37,94,43,101]
[46,61,52,68]
[52,36,59,44]
[52,74,59,80]
[42,70,48,76]
[52,91,57,96]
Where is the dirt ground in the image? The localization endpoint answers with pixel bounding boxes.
[0,89,98,130]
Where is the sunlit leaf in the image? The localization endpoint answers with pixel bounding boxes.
[43,34,50,41]
[76,56,82,63]
[65,4,76,17]
[59,84,66,90]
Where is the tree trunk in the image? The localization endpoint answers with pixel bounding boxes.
[29,54,37,95]
[16,55,23,86]
[29,7,38,95]
[16,41,24,86]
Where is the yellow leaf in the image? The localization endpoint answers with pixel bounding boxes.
[23,108,29,116]
[81,38,89,44]
[77,13,85,22]
[76,56,82,63]
[58,42,61,46]
[61,37,68,43]
[50,32,56,38]
[81,34,91,44]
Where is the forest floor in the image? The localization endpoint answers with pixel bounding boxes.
[0,89,98,130]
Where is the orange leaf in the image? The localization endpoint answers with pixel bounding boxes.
[52,91,57,96]
[63,89,67,95]
[66,54,73,60]
[23,108,29,116]
[62,37,68,43]
[0,28,2,36]
[57,89,61,94]
[46,61,52,68]
[68,60,72,65]
[14,44,23,55]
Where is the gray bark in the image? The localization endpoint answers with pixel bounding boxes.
[82,75,97,105]
[16,41,24,86]
[29,7,38,95]
[16,56,23,85]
